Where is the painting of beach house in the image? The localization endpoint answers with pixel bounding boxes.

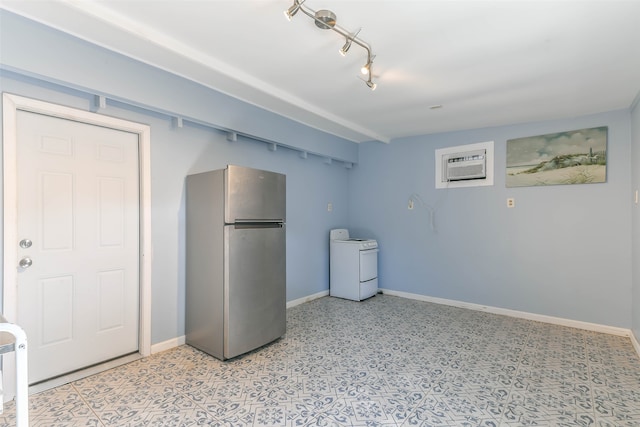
[506,126,607,187]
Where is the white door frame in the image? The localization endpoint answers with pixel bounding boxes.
[2,93,151,396]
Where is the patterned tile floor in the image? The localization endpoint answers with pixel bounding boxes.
[1,295,640,426]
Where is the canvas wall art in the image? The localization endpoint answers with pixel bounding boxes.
[506,126,607,187]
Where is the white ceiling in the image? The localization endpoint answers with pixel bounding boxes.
[2,0,640,143]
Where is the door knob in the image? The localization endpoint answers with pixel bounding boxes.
[19,239,33,249]
[19,257,33,269]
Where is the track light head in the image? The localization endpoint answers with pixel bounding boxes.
[284,0,305,21]
[340,28,361,56]
[361,54,376,75]
[366,80,377,91]
[339,39,352,56]
[284,5,296,20]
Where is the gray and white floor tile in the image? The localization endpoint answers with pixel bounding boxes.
[1,295,639,426]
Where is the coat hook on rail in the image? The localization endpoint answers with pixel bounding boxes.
[172,117,184,129]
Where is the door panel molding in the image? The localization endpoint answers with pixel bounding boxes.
[2,93,151,399]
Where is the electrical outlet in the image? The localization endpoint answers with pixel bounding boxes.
[408,199,414,210]
[327,202,333,212]
[507,198,515,208]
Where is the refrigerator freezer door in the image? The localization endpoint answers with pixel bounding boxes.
[224,224,286,359]
[225,165,286,223]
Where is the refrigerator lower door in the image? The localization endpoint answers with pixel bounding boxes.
[224,224,286,359]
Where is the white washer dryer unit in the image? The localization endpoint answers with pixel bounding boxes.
[330,229,378,301]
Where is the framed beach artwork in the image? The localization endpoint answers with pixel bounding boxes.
[506,126,607,187]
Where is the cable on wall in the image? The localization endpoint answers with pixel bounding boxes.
[408,192,448,233]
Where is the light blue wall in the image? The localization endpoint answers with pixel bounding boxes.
[0,72,350,346]
[349,111,633,328]
[1,10,638,348]
[631,95,640,342]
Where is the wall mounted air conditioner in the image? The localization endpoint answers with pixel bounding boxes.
[443,149,487,181]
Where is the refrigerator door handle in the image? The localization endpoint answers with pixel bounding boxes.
[234,219,284,224]
[234,223,284,229]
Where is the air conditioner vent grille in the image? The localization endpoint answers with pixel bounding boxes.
[444,149,487,181]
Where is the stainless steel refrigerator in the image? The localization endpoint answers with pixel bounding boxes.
[185,165,286,360]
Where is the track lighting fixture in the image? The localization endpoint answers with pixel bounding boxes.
[284,0,377,90]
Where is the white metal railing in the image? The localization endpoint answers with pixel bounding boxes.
[0,315,28,427]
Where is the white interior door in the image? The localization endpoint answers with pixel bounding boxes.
[15,110,140,384]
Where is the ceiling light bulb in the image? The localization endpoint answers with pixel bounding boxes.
[361,63,370,75]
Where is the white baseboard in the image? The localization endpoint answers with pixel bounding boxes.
[287,290,329,309]
[151,335,185,354]
[380,288,635,339]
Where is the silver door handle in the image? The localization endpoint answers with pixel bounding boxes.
[19,257,33,269]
